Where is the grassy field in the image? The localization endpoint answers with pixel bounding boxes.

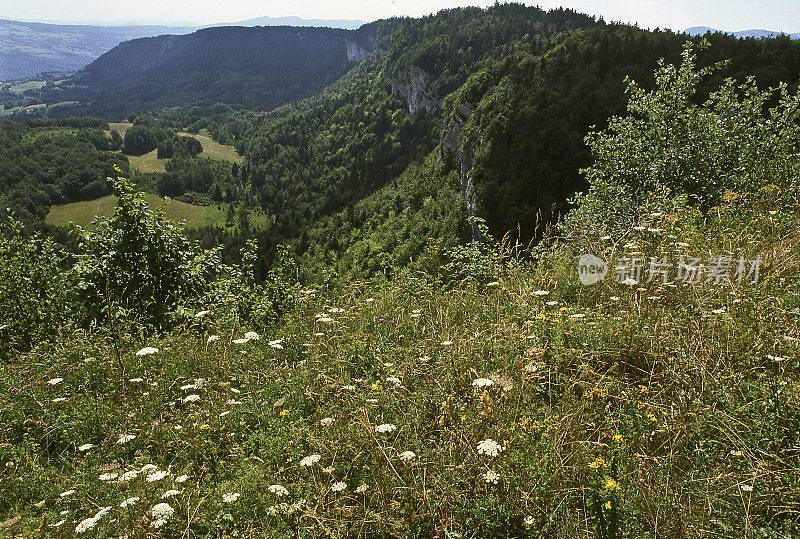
[105,124,243,170]
[126,149,167,174]
[8,80,46,94]
[47,195,219,229]
[46,195,271,230]
[178,131,244,164]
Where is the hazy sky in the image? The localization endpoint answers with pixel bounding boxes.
[1,0,798,32]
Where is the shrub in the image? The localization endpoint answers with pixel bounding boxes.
[73,172,224,331]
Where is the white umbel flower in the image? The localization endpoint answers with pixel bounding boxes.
[398,450,416,462]
[476,439,503,457]
[472,378,494,388]
[331,481,347,492]
[135,347,158,356]
[483,470,500,484]
[300,454,321,467]
[222,492,240,503]
[268,484,289,497]
[375,423,397,433]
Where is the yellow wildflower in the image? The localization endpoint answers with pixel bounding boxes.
[604,478,619,491]
[279,409,290,417]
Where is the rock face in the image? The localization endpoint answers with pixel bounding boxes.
[390,66,442,115]
[346,40,371,62]
[440,102,480,242]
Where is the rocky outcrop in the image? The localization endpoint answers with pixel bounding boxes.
[390,66,442,115]
[440,102,481,242]
[345,40,371,62]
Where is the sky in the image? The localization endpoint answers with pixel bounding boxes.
[0,0,798,33]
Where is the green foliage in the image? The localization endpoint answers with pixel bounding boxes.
[0,215,76,358]
[566,41,800,240]
[0,120,128,223]
[73,173,224,331]
[121,125,159,155]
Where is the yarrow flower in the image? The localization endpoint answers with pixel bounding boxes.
[483,470,500,484]
[47,378,63,386]
[232,338,249,344]
[375,423,397,433]
[175,475,188,483]
[476,439,503,457]
[319,417,335,427]
[120,497,139,508]
[244,331,260,340]
[78,443,94,452]
[398,450,416,462]
[135,347,158,356]
[98,472,118,482]
[117,434,136,444]
[195,310,210,318]
[300,454,321,467]
[75,517,98,533]
[268,484,289,497]
[355,483,369,493]
[182,394,201,403]
[146,470,169,483]
[269,339,283,349]
[222,492,240,503]
[207,335,220,344]
[331,481,347,492]
[386,376,401,386]
[322,466,335,474]
[472,378,494,388]
[161,490,180,499]
[120,470,139,482]
[151,502,174,528]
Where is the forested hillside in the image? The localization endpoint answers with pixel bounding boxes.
[29,20,405,119]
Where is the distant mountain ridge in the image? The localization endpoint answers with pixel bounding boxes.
[30,20,404,118]
[0,16,369,81]
[686,26,800,39]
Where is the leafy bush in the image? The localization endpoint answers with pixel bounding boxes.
[0,215,77,359]
[73,172,224,331]
[565,41,800,241]
[121,125,159,156]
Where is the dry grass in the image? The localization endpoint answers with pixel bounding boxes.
[46,194,222,229]
[178,131,244,163]
[125,149,166,173]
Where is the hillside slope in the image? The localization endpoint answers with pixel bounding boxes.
[34,21,404,118]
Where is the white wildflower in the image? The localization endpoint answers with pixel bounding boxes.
[483,470,500,484]
[331,481,347,492]
[175,475,188,483]
[269,339,283,349]
[117,434,136,444]
[49,519,65,527]
[398,450,416,463]
[135,347,158,356]
[472,378,494,388]
[244,331,260,340]
[319,417,335,427]
[161,489,180,499]
[152,518,168,529]
[78,443,94,452]
[128,377,144,383]
[98,472,118,481]
[533,290,549,296]
[195,310,210,318]
[486,281,500,287]
[120,470,139,482]
[386,376,401,385]
[139,464,157,472]
[524,516,535,527]
[75,517,98,533]
[182,394,200,403]
[151,502,174,519]
[355,483,369,493]
[146,470,169,483]
[375,423,397,434]
[120,497,139,508]
[440,340,453,346]
[476,439,503,457]
[47,378,63,386]
[300,454,321,467]
[207,335,220,344]
[232,338,250,344]
[268,484,289,497]
[59,489,76,497]
[222,492,240,503]
[322,466,335,474]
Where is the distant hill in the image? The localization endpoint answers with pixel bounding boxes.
[0,19,196,80]
[32,21,404,118]
[686,26,800,39]
[224,16,366,30]
[0,16,370,81]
